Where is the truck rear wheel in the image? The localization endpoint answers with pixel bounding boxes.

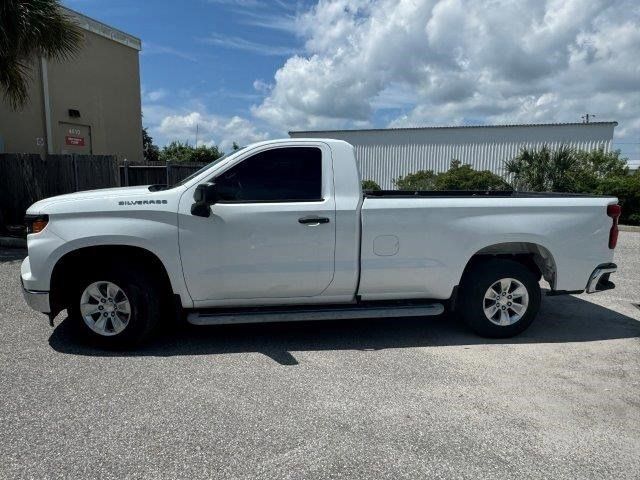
[458,258,541,338]
[68,266,161,348]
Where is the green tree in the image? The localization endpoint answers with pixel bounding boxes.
[142,127,160,162]
[595,170,640,225]
[506,145,631,193]
[394,161,507,191]
[232,141,241,151]
[573,147,629,191]
[576,148,628,177]
[505,145,638,225]
[190,144,223,163]
[1,0,82,109]
[434,160,508,190]
[159,140,223,163]
[159,141,193,163]
[505,145,582,192]
[362,179,381,191]
[394,169,437,190]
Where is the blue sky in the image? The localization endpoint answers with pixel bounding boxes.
[63,0,639,161]
[63,0,314,148]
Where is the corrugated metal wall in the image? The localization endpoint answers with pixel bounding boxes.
[290,123,616,189]
[354,139,611,189]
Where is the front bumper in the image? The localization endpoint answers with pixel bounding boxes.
[21,256,50,314]
[21,279,51,314]
[586,263,617,294]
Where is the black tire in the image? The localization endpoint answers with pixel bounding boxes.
[68,265,162,348]
[458,258,541,338]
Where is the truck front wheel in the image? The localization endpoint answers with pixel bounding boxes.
[458,258,541,338]
[68,267,160,348]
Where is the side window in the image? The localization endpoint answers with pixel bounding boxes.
[215,147,322,202]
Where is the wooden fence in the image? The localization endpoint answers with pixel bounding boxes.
[0,153,118,228]
[0,154,205,230]
[119,161,205,187]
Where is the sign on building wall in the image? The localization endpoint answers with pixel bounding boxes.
[59,123,92,154]
[65,135,85,146]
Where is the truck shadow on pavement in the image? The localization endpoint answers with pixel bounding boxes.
[48,293,640,365]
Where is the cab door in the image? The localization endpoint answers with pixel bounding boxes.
[178,144,336,304]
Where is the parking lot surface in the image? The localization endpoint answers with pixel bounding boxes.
[1,233,639,479]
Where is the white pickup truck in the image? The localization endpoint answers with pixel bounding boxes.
[21,139,620,347]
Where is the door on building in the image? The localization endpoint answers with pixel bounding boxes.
[59,122,92,154]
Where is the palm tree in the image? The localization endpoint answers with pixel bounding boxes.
[0,0,82,109]
[505,145,579,192]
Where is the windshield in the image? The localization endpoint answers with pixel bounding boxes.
[172,147,246,188]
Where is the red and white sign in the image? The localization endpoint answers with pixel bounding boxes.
[65,136,85,146]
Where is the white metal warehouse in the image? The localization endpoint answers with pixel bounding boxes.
[290,122,617,189]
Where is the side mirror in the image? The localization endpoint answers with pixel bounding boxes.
[193,182,218,204]
[191,182,218,217]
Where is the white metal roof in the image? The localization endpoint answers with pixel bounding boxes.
[290,121,618,135]
[61,6,142,51]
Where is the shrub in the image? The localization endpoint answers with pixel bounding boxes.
[159,141,223,163]
[394,160,508,191]
[595,171,640,225]
[575,148,629,179]
[362,179,382,191]
[506,145,638,225]
[190,144,224,163]
[393,170,437,190]
[142,127,160,162]
[433,160,509,190]
[505,145,583,192]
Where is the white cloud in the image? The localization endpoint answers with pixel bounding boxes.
[208,0,297,11]
[251,0,640,156]
[145,89,168,102]
[237,11,299,33]
[142,43,198,62]
[202,33,300,56]
[206,0,263,7]
[252,79,272,94]
[155,111,269,151]
[142,91,273,151]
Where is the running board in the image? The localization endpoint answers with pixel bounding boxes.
[187,303,445,326]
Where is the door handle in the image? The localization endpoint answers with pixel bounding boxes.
[298,216,330,225]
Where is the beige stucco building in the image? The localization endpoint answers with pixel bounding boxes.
[0,7,143,161]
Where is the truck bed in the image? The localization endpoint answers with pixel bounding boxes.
[358,189,616,301]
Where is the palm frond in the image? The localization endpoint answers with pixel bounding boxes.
[0,57,33,109]
[0,0,82,109]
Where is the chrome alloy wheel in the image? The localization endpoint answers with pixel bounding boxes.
[80,281,131,336]
[482,278,529,326]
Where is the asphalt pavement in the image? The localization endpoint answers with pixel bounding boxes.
[1,233,639,479]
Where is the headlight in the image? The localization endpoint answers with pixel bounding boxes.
[25,214,49,234]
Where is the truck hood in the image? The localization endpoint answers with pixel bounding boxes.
[27,185,171,214]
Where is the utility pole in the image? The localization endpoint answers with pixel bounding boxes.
[195,123,199,146]
[581,113,596,123]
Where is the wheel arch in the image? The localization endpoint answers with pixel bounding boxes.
[461,242,557,289]
[49,245,175,317]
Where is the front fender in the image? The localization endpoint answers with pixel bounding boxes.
[24,213,193,308]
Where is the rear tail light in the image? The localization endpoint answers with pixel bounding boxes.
[607,204,621,249]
